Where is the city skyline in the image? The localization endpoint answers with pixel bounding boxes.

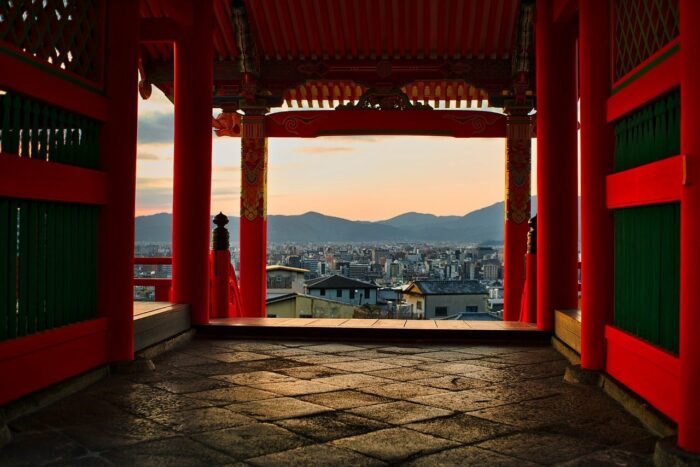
[136,88,544,221]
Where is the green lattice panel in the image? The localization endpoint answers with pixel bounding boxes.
[0,91,100,168]
[614,0,679,81]
[0,199,98,341]
[613,90,681,354]
[0,0,104,84]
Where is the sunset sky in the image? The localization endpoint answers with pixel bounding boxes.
[136,87,544,221]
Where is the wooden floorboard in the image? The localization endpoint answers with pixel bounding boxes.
[134,302,191,352]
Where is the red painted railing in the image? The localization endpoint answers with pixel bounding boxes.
[134,257,172,302]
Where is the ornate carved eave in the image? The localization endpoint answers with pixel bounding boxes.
[336,87,433,111]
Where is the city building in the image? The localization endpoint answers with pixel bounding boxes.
[265,265,309,298]
[265,293,357,319]
[305,275,378,306]
[402,280,488,319]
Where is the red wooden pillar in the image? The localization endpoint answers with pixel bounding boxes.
[239,110,268,317]
[503,108,532,321]
[679,0,700,452]
[534,0,579,330]
[171,0,214,325]
[98,0,140,361]
[579,0,615,370]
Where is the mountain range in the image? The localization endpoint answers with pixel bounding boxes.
[135,198,561,244]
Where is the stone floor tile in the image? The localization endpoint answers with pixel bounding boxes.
[359,382,449,399]
[555,448,654,466]
[417,350,486,362]
[287,354,360,365]
[331,427,457,463]
[147,406,253,433]
[192,423,309,461]
[411,374,493,391]
[184,386,278,405]
[246,443,387,467]
[310,373,396,389]
[183,361,259,376]
[500,359,571,380]
[213,371,297,386]
[406,413,517,444]
[226,397,332,420]
[322,360,400,373]
[251,380,342,396]
[151,375,233,394]
[108,384,213,417]
[410,388,511,412]
[468,401,563,428]
[263,348,316,357]
[0,430,88,466]
[61,415,178,450]
[300,389,394,409]
[277,365,348,380]
[274,412,389,442]
[483,347,564,365]
[155,352,217,367]
[216,342,288,352]
[404,445,539,467]
[476,432,605,465]
[207,352,273,363]
[103,436,235,466]
[371,357,440,367]
[348,400,454,425]
[373,346,437,355]
[301,343,366,353]
[365,367,445,382]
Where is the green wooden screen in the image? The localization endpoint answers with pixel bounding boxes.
[613,90,680,353]
[0,92,100,342]
[0,92,100,168]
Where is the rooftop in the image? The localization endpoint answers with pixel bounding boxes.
[407,280,489,295]
[306,275,379,290]
[267,265,310,274]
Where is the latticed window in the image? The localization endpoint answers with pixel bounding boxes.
[613,0,679,81]
[0,0,105,84]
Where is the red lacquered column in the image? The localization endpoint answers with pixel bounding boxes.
[679,0,700,452]
[239,111,268,317]
[534,0,579,330]
[503,108,532,321]
[98,0,140,361]
[171,0,214,325]
[579,0,615,370]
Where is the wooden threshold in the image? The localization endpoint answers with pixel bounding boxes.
[555,309,582,354]
[134,301,191,352]
[197,317,550,344]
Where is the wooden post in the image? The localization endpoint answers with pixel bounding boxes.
[679,0,700,452]
[534,0,579,330]
[98,0,140,361]
[170,0,214,325]
[503,107,532,321]
[239,110,268,317]
[579,0,615,370]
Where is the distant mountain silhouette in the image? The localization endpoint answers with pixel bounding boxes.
[135,196,580,244]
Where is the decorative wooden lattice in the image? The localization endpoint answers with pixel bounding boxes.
[613,0,679,81]
[0,0,104,83]
[613,91,681,354]
[0,199,98,341]
[0,91,100,169]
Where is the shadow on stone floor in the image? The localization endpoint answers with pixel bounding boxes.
[1,339,657,466]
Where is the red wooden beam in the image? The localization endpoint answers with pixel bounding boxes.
[134,278,173,287]
[0,318,108,405]
[263,110,507,138]
[139,18,179,42]
[135,257,173,265]
[0,155,108,205]
[0,45,107,121]
[553,0,577,23]
[606,325,680,421]
[607,39,680,122]
[606,155,685,209]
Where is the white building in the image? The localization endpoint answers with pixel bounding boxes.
[305,274,378,306]
[401,280,488,319]
[266,265,309,298]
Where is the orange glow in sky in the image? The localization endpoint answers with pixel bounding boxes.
[136,88,542,220]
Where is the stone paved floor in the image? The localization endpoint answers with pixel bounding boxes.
[1,338,657,466]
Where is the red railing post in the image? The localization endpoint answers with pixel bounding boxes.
[210,213,233,318]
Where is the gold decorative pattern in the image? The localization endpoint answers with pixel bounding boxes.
[241,115,267,221]
[505,114,532,224]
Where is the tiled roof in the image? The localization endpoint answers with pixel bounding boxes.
[305,274,378,290]
[410,280,487,295]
